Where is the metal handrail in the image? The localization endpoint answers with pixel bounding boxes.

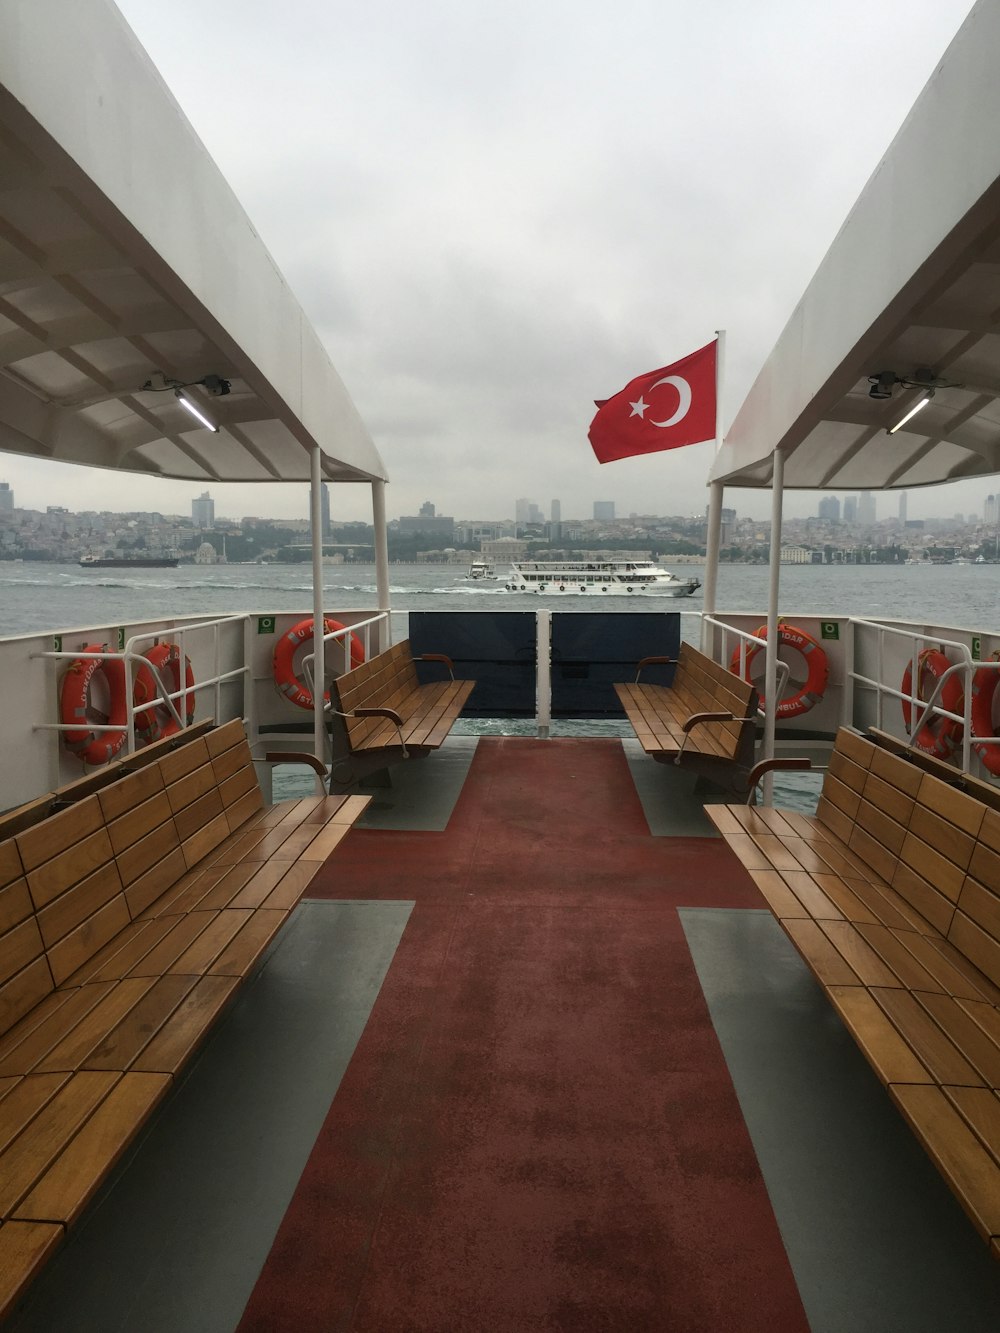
[847,619,976,765]
[32,613,249,755]
[299,612,391,716]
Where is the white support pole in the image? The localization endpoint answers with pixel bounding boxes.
[701,480,724,654]
[372,479,391,649]
[536,608,552,738]
[310,446,326,793]
[762,447,785,806]
[700,330,725,655]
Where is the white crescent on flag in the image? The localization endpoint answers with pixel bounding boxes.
[648,375,692,428]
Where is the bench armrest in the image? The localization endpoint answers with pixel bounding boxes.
[674,710,755,764]
[635,655,677,682]
[353,706,405,726]
[744,756,812,805]
[264,751,328,777]
[416,652,456,680]
[349,705,409,756]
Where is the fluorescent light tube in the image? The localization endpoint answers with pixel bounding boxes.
[887,389,933,435]
[175,388,219,432]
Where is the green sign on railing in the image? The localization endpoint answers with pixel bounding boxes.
[117,626,125,650]
[972,635,982,660]
[53,635,62,653]
[257,615,277,635]
[820,621,840,640]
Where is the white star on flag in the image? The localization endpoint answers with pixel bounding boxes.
[628,396,649,418]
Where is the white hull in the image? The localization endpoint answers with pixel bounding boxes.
[503,582,698,597]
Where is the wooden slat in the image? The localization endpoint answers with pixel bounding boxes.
[945,1085,1000,1164]
[46,896,132,987]
[33,979,156,1074]
[871,988,984,1086]
[891,1084,1000,1240]
[0,986,114,1078]
[15,1072,170,1225]
[25,829,115,912]
[825,986,930,1084]
[95,762,164,824]
[913,991,1000,1087]
[0,1074,72,1155]
[16,798,104,874]
[36,864,123,950]
[0,1221,65,1323]
[129,975,239,1074]
[82,975,198,1071]
[781,919,862,986]
[0,1071,119,1216]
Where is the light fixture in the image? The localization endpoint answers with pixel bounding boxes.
[174,388,219,432]
[140,372,231,433]
[887,388,934,435]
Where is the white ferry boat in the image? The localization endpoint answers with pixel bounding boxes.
[505,559,701,596]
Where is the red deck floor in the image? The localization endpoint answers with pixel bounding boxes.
[238,738,809,1332]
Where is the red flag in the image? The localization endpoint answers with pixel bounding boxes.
[588,339,717,464]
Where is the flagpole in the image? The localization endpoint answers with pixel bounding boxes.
[700,330,725,653]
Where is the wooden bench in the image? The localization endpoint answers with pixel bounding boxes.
[613,642,759,791]
[327,638,475,788]
[706,726,1000,1257]
[0,719,369,1319]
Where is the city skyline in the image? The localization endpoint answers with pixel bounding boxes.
[1,469,1000,530]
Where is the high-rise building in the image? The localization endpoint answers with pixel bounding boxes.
[419,501,436,517]
[515,498,532,526]
[550,499,561,524]
[320,483,331,539]
[818,495,841,522]
[986,494,997,525]
[898,491,908,522]
[593,501,615,521]
[858,491,877,525]
[843,495,858,523]
[192,491,214,528]
[0,482,12,516]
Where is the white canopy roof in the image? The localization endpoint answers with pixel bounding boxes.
[712,0,1000,495]
[0,0,387,488]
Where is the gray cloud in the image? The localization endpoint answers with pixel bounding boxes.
[3,0,980,526]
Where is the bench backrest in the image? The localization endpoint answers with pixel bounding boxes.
[678,643,758,755]
[0,720,261,1037]
[331,640,420,750]
[818,728,1000,983]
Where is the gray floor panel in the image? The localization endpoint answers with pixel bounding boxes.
[7,899,413,1333]
[621,738,726,836]
[355,735,479,830]
[680,906,1000,1333]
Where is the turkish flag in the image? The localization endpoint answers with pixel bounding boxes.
[588,339,718,464]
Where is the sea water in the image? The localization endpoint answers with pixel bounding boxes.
[4,560,996,811]
[2,558,998,639]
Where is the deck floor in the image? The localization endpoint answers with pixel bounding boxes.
[6,738,1000,1331]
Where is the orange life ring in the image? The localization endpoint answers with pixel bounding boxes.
[273,617,364,710]
[60,647,157,766]
[144,642,196,739]
[730,623,829,719]
[970,653,1000,774]
[901,648,963,759]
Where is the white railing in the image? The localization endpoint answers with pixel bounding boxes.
[31,613,248,755]
[298,611,390,711]
[848,619,1000,772]
[701,614,791,713]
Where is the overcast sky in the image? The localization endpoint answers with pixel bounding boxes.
[6,0,985,525]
